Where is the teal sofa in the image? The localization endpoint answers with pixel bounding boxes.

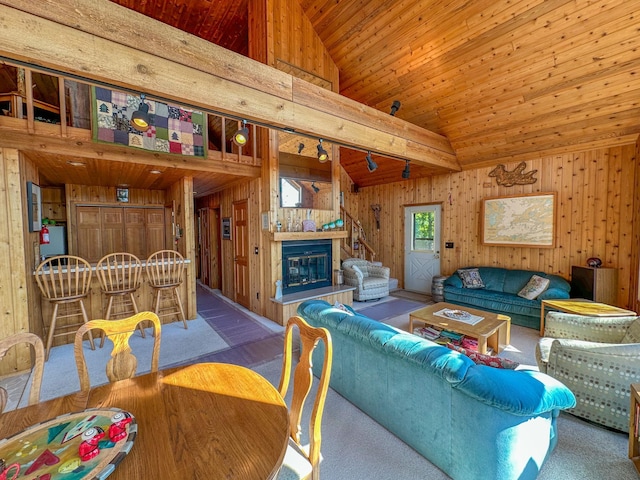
[443,267,571,329]
[297,299,576,480]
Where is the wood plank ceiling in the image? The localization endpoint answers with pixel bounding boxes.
[108,0,640,188]
[12,0,640,191]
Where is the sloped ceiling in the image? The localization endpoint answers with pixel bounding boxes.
[13,0,640,191]
[107,0,640,188]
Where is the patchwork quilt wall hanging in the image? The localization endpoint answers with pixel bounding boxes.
[92,87,206,157]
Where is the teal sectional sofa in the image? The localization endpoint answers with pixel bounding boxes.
[443,267,571,329]
[297,299,576,480]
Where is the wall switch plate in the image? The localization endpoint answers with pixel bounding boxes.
[445,242,454,248]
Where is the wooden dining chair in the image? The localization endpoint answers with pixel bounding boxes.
[74,312,161,392]
[145,250,188,329]
[95,252,145,345]
[0,332,45,412]
[34,255,95,361]
[277,316,333,480]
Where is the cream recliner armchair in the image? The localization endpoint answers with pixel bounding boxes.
[342,258,390,301]
[536,311,640,432]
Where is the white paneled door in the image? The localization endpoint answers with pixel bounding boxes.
[404,205,441,293]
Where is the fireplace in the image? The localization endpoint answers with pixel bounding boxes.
[282,239,332,295]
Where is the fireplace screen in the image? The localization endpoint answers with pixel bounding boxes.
[282,240,332,294]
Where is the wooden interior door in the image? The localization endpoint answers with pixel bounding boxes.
[124,208,146,259]
[145,208,166,256]
[76,206,102,262]
[199,208,211,285]
[232,200,250,308]
[100,208,125,255]
[212,208,221,290]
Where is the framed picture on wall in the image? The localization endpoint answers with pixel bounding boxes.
[116,188,129,202]
[27,181,42,232]
[222,217,231,240]
[481,192,556,247]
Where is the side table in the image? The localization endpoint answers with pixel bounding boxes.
[629,383,640,473]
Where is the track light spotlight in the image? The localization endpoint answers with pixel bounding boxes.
[365,151,378,172]
[297,143,305,154]
[311,182,320,193]
[233,120,249,147]
[317,139,329,163]
[402,160,411,179]
[131,94,151,132]
[390,100,401,116]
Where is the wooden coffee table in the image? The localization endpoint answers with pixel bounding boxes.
[540,299,636,336]
[409,302,511,355]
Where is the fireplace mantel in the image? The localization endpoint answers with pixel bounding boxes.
[270,230,348,242]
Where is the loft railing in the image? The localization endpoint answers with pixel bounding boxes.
[339,206,375,262]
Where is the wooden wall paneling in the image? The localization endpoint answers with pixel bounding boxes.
[270,0,339,92]
[605,148,622,269]
[348,146,637,307]
[0,149,32,375]
[630,138,640,314]
[41,187,66,222]
[615,145,636,306]
[165,177,196,319]
[248,177,262,314]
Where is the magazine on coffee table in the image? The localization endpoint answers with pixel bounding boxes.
[433,308,484,326]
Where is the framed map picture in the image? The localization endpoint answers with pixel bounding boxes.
[481,192,556,247]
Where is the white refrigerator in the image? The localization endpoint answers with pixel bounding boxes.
[40,226,67,258]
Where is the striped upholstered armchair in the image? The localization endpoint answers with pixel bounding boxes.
[536,311,640,432]
[342,258,390,301]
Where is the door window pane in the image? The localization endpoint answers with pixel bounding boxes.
[412,212,435,251]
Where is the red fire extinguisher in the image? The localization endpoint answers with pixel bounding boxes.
[40,225,50,245]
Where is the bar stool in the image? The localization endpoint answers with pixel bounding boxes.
[95,252,145,345]
[34,255,95,361]
[146,250,188,329]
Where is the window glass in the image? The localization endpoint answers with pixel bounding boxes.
[412,211,435,252]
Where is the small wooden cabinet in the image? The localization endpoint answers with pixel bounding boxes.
[629,383,640,472]
[570,266,618,305]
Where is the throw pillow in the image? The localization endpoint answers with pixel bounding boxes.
[457,268,485,289]
[517,274,550,300]
[332,302,355,315]
[447,343,519,369]
[622,318,640,343]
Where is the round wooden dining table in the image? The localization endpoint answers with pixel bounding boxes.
[0,362,290,479]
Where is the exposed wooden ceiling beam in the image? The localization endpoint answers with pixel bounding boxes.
[0,0,460,172]
[0,124,261,178]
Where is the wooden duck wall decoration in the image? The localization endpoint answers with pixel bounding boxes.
[488,161,538,187]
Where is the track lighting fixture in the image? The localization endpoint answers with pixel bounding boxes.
[402,160,411,179]
[233,120,249,147]
[317,139,329,163]
[311,182,320,193]
[131,94,150,132]
[365,151,378,172]
[298,143,305,154]
[390,100,401,116]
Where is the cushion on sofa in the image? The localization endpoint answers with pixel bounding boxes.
[447,343,519,369]
[457,268,485,289]
[517,274,550,300]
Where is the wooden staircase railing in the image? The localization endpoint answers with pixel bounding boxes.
[339,206,376,262]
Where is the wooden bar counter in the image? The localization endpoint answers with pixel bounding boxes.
[33,258,194,348]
